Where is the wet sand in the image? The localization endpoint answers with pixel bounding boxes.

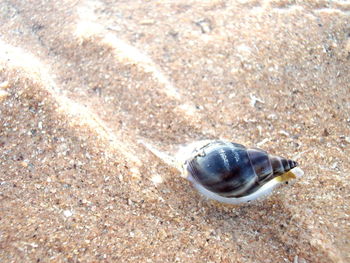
[1,0,350,262]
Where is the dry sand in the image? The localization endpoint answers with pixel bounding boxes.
[1,0,350,262]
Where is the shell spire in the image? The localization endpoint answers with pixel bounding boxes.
[247,149,298,183]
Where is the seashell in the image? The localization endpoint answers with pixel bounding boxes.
[140,139,304,204]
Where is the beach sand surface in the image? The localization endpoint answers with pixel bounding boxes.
[1,0,350,262]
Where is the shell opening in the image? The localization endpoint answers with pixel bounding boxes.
[275,167,304,183]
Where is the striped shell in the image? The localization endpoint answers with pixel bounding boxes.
[139,139,303,204]
[183,140,302,203]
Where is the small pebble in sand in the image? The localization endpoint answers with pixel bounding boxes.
[0,81,9,89]
[63,210,73,217]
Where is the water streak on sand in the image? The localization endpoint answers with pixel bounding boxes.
[0,40,142,166]
[75,0,199,119]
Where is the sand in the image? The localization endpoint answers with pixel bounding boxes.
[0,0,349,262]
